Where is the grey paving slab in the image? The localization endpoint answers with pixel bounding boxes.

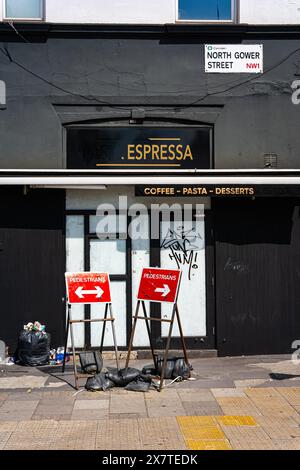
[176,379,236,389]
[182,401,224,416]
[147,404,186,418]
[32,414,72,421]
[0,400,39,411]
[0,376,47,389]
[177,389,216,402]
[75,391,110,400]
[109,413,148,419]
[110,395,146,414]
[211,388,246,398]
[0,411,35,421]
[71,410,109,420]
[5,391,44,401]
[73,399,109,410]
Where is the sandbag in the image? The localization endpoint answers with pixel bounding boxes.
[79,351,103,374]
[17,330,50,367]
[85,375,102,392]
[172,358,190,380]
[106,367,140,387]
[125,375,152,392]
[142,364,158,375]
[85,373,115,391]
[155,355,177,379]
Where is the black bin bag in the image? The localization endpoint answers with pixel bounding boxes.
[172,358,190,380]
[106,367,140,387]
[79,351,103,374]
[125,374,152,392]
[85,373,115,392]
[17,330,51,367]
[155,354,177,379]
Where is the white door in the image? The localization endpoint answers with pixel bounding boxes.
[160,215,207,339]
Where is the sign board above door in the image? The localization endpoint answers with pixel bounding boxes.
[67,127,211,170]
[65,272,111,304]
[205,44,263,73]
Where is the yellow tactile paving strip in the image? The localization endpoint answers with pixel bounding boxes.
[217,416,257,426]
[177,415,258,451]
[187,440,232,450]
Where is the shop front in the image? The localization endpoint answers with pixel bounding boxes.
[1,24,300,356]
[65,124,214,353]
[2,171,300,357]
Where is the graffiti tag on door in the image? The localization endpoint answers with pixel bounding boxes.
[160,225,204,280]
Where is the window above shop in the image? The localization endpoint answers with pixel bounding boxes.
[4,0,44,21]
[177,0,235,22]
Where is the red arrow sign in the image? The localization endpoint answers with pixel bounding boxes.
[65,272,111,304]
[137,268,181,303]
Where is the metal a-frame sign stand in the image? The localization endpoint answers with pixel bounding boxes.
[63,272,119,390]
[125,267,190,392]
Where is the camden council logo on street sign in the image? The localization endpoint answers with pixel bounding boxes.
[137,267,181,304]
[65,272,111,304]
[205,44,263,73]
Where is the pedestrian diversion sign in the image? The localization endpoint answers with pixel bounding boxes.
[137,267,181,304]
[65,272,112,304]
[205,44,263,73]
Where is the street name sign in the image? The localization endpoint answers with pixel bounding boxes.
[137,267,181,304]
[65,272,111,304]
[205,44,263,73]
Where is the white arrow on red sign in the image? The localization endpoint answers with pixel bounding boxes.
[75,286,104,299]
[154,284,170,298]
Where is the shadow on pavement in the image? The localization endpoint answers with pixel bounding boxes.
[270,372,300,381]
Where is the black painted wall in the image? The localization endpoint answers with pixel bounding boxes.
[214,198,300,356]
[0,25,299,169]
[0,187,65,352]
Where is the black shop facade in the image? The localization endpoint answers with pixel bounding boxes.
[1,24,300,357]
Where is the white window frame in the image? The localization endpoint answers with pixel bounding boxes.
[3,0,45,22]
[176,0,238,24]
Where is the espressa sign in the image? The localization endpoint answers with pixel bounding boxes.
[127,142,193,162]
[67,127,211,169]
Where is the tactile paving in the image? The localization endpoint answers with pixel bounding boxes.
[186,439,232,450]
[217,416,257,426]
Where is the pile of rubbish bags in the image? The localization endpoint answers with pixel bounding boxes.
[15,321,51,367]
[86,367,152,392]
[85,354,191,393]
